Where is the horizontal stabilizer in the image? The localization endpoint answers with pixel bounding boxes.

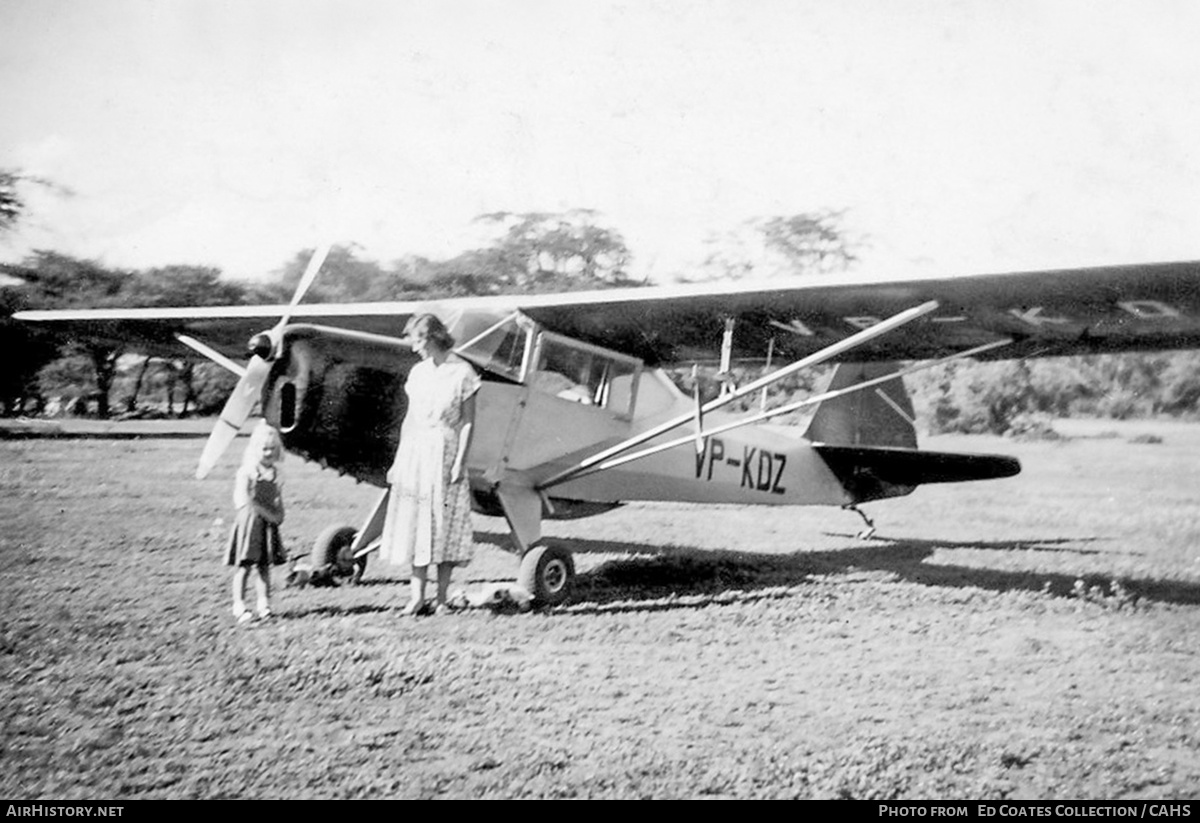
[814,444,1021,503]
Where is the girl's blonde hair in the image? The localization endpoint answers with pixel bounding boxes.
[241,420,284,471]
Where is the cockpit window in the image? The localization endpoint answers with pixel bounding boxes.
[454,313,532,381]
[530,332,641,418]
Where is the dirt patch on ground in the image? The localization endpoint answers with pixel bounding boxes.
[2,427,1199,798]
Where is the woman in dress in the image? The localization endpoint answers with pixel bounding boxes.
[381,313,481,615]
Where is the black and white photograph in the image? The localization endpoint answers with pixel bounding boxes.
[2,0,1199,801]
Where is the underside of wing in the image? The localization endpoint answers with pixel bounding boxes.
[14,260,1200,365]
[11,303,427,357]
[511,260,1200,364]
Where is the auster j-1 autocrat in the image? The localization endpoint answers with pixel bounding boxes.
[17,254,1200,604]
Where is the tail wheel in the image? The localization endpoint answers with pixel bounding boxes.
[518,544,575,607]
[313,524,367,584]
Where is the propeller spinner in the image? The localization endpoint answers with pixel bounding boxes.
[195,244,331,479]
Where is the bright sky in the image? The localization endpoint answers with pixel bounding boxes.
[2,0,1199,283]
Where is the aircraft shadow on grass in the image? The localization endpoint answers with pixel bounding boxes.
[473,530,1200,614]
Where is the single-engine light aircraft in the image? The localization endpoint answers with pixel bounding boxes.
[16,257,1200,604]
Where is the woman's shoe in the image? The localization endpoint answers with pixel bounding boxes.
[399,599,427,617]
[433,601,461,616]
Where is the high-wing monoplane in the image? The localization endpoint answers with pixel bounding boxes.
[17,258,1200,604]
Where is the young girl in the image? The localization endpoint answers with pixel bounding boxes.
[225,422,287,623]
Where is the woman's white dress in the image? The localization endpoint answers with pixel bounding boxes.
[381,354,481,567]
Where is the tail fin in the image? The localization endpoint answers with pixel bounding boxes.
[804,362,917,448]
[805,362,1020,504]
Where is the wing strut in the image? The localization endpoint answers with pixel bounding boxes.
[536,300,940,491]
[717,317,736,394]
[550,337,1012,482]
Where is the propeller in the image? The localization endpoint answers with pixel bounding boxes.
[195,243,331,479]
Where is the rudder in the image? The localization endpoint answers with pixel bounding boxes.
[804,362,917,448]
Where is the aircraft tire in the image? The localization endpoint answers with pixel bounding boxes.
[518,544,575,607]
[313,524,367,584]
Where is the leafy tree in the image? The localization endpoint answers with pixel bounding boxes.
[411,251,508,297]
[112,354,201,418]
[6,257,253,418]
[36,354,96,415]
[0,278,60,415]
[263,244,402,303]
[3,253,136,417]
[118,354,158,414]
[254,214,639,304]
[472,210,636,292]
[1,169,72,235]
[756,211,860,274]
[117,266,248,413]
[1158,352,1200,415]
[0,169,22,233]
[128,265,246,307]
[14,250,131,308]
[189,362,239,415]
[696,208,861,281]
[907,351,1200,435]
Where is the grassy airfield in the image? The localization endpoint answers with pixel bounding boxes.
[1,420,1198,799]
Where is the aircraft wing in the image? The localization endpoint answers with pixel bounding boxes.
[14,260,1200,364]
[10,303,424,358]
[512,260,1200,364]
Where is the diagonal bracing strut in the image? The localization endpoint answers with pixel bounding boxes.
[551,337,1012,482]
[537,300,941,491]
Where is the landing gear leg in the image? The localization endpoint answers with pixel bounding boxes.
[845,504,877,540]
[495,479,572,605]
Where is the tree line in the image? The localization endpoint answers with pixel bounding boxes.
[0,209,649,418]
[2,171,1198,431]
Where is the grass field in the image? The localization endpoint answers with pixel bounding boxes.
[2,420,1199,799]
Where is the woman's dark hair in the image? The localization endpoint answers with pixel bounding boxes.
[404,313,456,351]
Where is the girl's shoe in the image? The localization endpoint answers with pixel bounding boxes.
[236,611,254,625]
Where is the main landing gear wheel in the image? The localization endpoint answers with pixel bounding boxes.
[518,544,575,607]
[314,524,367,584]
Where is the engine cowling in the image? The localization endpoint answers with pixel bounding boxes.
[262,325,414,486]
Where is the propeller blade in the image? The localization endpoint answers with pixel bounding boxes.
[175,334,246,377]
[197,242,329,479]
[195,356,271,479]
[278,242,331,330]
